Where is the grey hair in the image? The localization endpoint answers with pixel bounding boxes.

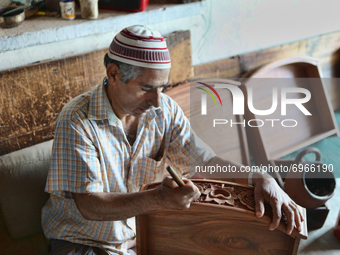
[104,53,144,83]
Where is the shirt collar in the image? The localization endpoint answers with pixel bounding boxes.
[88,78,108,121]
[103,82,121,126]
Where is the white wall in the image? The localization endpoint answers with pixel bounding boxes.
[152,0,340,65]
[190,0,340,65]
[1,0,340,71]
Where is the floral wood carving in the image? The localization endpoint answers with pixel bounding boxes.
[145,181,256,211]
[194,182,255,211]
[238,190,255,210]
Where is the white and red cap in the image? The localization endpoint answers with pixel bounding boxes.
[108,25,171,69]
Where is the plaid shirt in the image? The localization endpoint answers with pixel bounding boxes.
[41,78,215,254]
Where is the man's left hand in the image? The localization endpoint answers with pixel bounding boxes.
[252,172,304,235]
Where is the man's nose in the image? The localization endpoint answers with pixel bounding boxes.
[147,88,161,108]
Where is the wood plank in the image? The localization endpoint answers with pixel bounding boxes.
[0,51,104,156]
[194,56,241,79]
[166,30,193,84]
[0,30,193,156]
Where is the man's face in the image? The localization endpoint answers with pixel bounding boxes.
[113,68,170,117]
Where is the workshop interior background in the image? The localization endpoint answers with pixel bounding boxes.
[1,0,340,254]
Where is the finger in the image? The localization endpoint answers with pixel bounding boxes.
[182,179,191,184]
[290,201,305,222]
[162,176,178,188]
[188,194,198,205]
[191,186,201,201]
[182,181,201,200]
[254,188,265,218]
[297,205,305,222]
[283,205,295,235]
[182,180,198,192]
[269,199,282,231]
[290,203,302,232]
[183,179,195,186]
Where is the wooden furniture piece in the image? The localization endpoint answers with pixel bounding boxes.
[165,79,250,167]
[242,56,339,165]
[136,179,307,255]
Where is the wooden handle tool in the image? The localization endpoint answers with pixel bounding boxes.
[166,166,185,187]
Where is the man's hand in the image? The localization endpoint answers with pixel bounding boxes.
[253,172,304,235]
[156,176,201,210]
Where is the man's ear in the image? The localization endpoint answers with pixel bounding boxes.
[106,63,120,86]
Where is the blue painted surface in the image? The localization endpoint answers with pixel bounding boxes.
[281,110,340,178]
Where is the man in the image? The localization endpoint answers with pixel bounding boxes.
[42,25,303,255]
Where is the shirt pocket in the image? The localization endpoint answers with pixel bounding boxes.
[129,156,166,192]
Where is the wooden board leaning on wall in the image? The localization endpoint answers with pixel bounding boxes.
[0,30,193,156]
[194,29,340,111]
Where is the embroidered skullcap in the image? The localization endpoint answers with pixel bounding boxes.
[108,25,171,69]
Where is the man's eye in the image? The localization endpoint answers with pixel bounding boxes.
[141,86,164,92]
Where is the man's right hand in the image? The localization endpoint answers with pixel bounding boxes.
[156,176,201,210]
[73,176,200,221]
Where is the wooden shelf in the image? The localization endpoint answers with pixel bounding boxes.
[242,57,340,165]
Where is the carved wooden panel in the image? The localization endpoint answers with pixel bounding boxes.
[137,180,307,255]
